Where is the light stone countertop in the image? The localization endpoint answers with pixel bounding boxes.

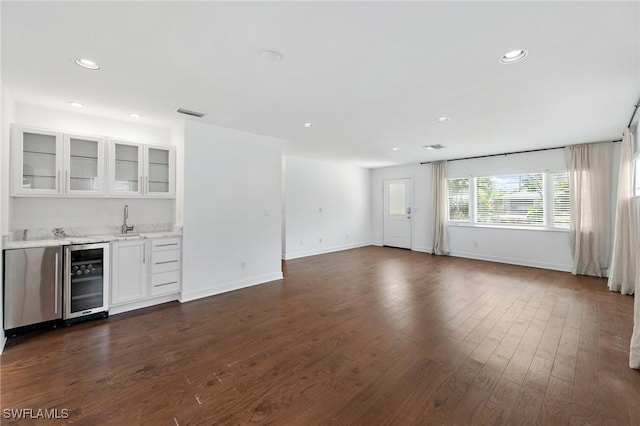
[3,231,182,250]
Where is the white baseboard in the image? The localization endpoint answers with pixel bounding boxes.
[284,241,372,260]
[371,241,431,253]
[109,293,180,316]
[180,272,283,303]
[412,246,432,253]
[449,250,573,272]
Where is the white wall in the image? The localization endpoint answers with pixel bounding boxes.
[10,104,175,232]
[283,156,371,259]
[371,163,433,252]
[1,81,14,352]
[171,121,185,227]
[447,149,573,271]
[1,86,14,236]
[182,121,283,302]
[371,146,620,272]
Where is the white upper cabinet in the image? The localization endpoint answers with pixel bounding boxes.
[109,140,144,197]
[109,141,175,198]
[12,125,175,199]
[64,134,106,196]
[12,126,64,196]
[144,145,175,198]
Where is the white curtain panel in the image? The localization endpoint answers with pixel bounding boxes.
[629,245,640,369]
[431,161,450,255]
[608,129,636,294]
[566,142,613,277]
[631,195,640,369]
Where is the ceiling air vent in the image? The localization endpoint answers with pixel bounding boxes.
[176,108,205,118]
[424,144,445,151]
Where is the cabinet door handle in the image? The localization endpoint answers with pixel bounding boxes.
[57,171,61,192]
[143,243,146,264]
[139,175,143,194]
[156,243,179,247]
[155,260,178,265]
[54,252,59,314]
[65,171,69,192]
[156,281,178,287]
[146,176,149,194]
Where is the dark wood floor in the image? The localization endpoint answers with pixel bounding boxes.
[1,246,639,425]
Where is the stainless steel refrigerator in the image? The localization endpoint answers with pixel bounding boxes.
[3,246,63,333]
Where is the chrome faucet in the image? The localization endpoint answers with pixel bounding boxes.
[122,204,135,234]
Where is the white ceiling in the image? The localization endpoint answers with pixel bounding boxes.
[2,1,639,168]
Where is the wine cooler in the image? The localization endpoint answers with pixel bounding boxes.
[64,243,110,322]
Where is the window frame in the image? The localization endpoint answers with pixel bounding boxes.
[447,177,471,223]
[447,171,570,232]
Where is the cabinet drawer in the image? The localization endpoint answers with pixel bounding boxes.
[151,238,181,251]
[150,271,180,296]
[150,249,181,273]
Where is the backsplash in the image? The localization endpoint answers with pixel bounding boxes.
[10,223,178,242]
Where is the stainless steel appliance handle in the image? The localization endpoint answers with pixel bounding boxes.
[54,252,59,314]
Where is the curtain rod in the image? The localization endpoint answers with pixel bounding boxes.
[628,97,640,128]
[420,139,622,165]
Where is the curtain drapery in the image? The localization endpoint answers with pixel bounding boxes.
[608,129,636,294]
[432,161,449,255]
[632,217,640,368]
[566,142,613,277]
[631,133,640,368]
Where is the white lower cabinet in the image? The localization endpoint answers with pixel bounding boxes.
[110,236,182,313]
[149,237,182,296]
[111,240,148,305]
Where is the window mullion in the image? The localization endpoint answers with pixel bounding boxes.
[470,176,476,224]
[543,171,551,228]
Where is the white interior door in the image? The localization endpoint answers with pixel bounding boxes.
[383,178,412,249]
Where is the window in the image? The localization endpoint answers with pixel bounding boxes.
[552,172,570,228]
[475,173,543,226]
[388,183,406,215]
[447,171,570,230]
[448,178,470,221]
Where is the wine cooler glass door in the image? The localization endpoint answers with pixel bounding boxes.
[64,243,109,319]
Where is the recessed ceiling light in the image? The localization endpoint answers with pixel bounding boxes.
[74,58,100,70]
[424,144,444,150]
[261,50,283,62]
[69,102,83,108]
[392,147,399,151]
[129,113,141,119]
[436,117,451,122]
[302,122,314,128]
[499,49,528,64]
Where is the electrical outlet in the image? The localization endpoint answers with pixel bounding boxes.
[240,260,246,269]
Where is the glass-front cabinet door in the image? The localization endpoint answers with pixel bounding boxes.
[12,126,64,196]
[64,134,105,196]
[110,140,143,196]
[144,145,175,197]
